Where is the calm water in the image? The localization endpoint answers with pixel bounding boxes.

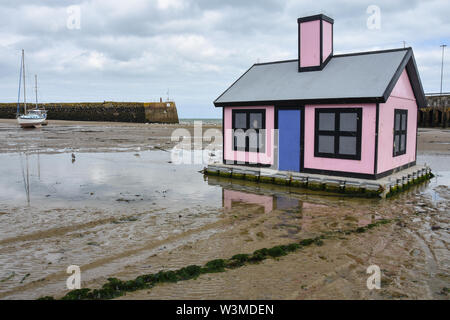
[0,151,218,210]
[0,150,448,299]
[0,151,447,209]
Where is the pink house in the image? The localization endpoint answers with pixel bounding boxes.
[214,14,426,180]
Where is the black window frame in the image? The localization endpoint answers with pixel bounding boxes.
[314,108,362,160]
[232,109,266,153]
[393,109,408,157]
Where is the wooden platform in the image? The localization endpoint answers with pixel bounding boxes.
[203,163,433,198]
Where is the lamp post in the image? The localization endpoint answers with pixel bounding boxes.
[440,44,447,127]
[440,44,446,96]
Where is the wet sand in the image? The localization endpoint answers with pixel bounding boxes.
[417,128,450,154]
[0,119,447,154]
[0,119,221,154]
[114,181,449,300]
[0,119,448,300]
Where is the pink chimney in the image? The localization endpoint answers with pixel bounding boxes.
[297,14,334,71]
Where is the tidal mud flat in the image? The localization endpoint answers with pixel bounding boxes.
[0,119,221,154]
[0,119,448,300]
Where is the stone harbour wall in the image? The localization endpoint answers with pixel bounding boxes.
[419,94,450,128]
[0,101,179,124]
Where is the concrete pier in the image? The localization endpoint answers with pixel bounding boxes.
[204,163,433,198]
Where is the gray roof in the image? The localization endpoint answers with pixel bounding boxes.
[214,48,426,108]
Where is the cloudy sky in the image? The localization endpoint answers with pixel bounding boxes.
[0,0,449,118]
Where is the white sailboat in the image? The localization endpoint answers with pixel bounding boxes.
[16,49,47,128]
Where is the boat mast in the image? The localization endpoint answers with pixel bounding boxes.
[16,50,23,116]
[22,49,27,114]
[34,74,38,109]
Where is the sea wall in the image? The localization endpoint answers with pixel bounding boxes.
[419,94,450,128]
[0,101,179,123]
[143,101,179,123]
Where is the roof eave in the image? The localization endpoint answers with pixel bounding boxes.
[214,96,385,108]
[381,48,427,108]
[213,64,256,106]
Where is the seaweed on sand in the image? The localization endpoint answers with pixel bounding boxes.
[43,219,392,300]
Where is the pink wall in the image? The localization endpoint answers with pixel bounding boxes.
[322,21,332,63]
[224,106,275,165]
[377,69,417,174]
[300,20,320,68]
[304,104,377,174]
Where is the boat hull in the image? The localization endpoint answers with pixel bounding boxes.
[17,117,46,128]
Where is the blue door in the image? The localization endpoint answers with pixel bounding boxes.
[278,109,301,172]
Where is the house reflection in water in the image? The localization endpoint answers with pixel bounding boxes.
[223,189,302,214]
[210,175,305,215]
[222,187,307,237]
[209,176,373,234]
[224,189,274,213]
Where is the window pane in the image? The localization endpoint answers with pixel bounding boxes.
[395,113,401,131]
[401,114,407,131]
[339,113,357,132]
[318,135,334,153]
[234,113,247,129]
[394,135,400,152]
[247,129,259,151]
[400,134,406,152]
[339,136,357,155]
[319,113,335,131]
[258,130,266,152]
[250,113,262,129]
[234,130,246,150]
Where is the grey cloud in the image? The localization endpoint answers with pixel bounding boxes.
[0,0,448,118]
